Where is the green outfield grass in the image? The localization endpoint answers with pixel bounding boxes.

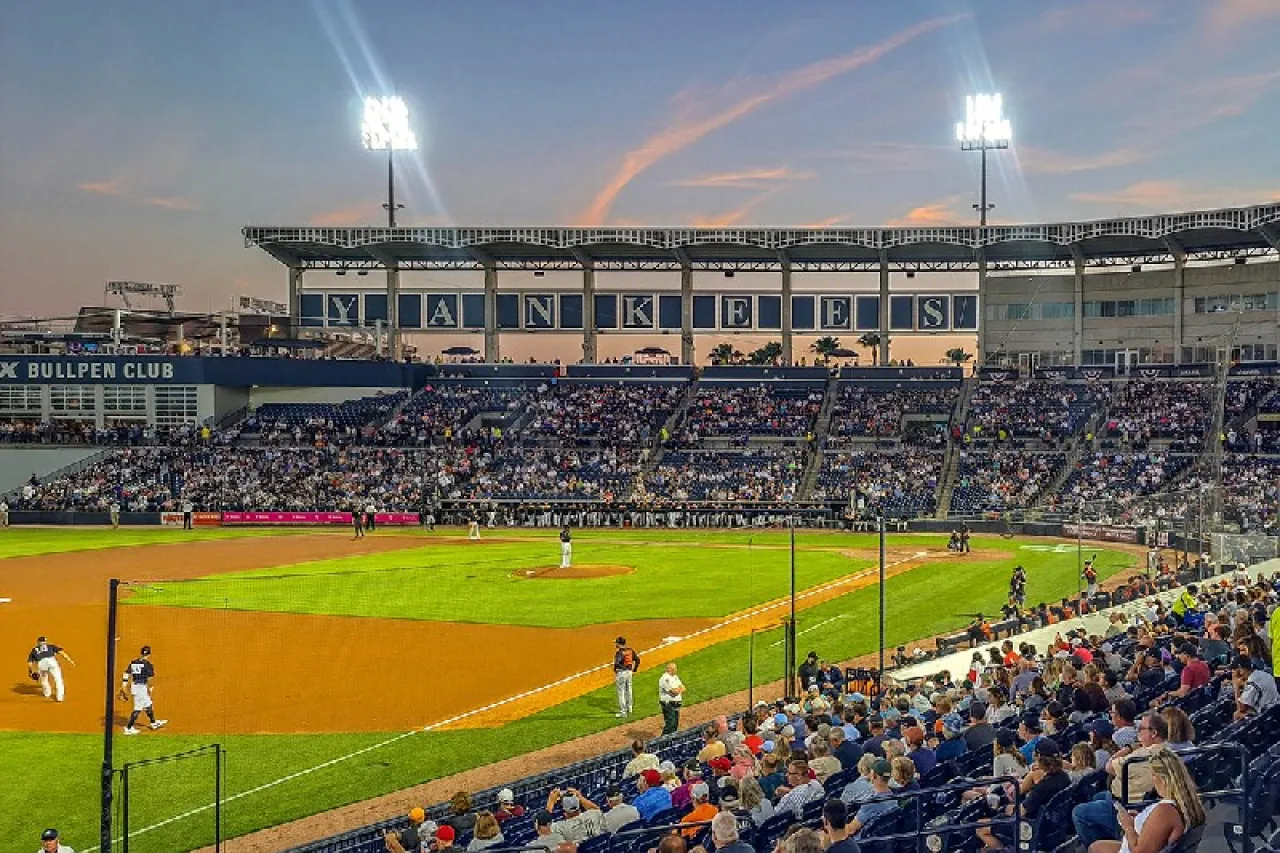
[2,528,1135,851]
[0,526,291,559]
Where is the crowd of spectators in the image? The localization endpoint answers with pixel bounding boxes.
[644,450,806,502]
[0,420,208,446]
[1054,452,1194,509]
[381,385,533,445]
[813,449,941,516]
[681,386,823,439]
[949,451,1065,515]
[462,447,642,501]
[967,380,1110,444]
[1222,457,1280,534]
[1225,378,1280,420]
[1103,381,1213,448]
[520,383,683,445]
[828,385,958,440]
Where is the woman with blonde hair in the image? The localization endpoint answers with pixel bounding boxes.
[467,812,505,851]
[890,756,919,793]
[840,753,878,804]
[737,774,775,827]
[1161,707,1196,751]
[1088,749,1206,853]
[1067,743,1098,783]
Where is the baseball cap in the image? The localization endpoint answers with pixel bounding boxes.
[409,807,426,823]
[760,740,776,753]
[849,692,866,704]
[535,810,555,827]
[498,788,515,804]
[641,769,662,787]
[995,729,1017,749]
[691,782,710,800]
[1034,737,1061,758]
[436,825,456,842]
[968,702,987,720]
[1086,719,1115,739]
[872,759,893,779]
[774,713,788,726]
[943,713,965,733]
[658,760,676,775]
[1021,714,1043,734]
[562,795,581,812]
[421,821,439,838]
[607,786,624,800]
[882,708,901,722]
[615,636,627,645]
[42,829,59,841]
[709,756,733,771]
[141,645,151,655]
[1231,654,1256,671]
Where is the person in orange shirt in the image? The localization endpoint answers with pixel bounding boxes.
[680,782,717,838]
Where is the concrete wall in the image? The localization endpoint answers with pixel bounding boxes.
[0,447,103,495]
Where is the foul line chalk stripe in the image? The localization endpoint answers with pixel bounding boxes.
[88,550,927,851]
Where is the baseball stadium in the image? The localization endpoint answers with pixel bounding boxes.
[3,5,1280,853]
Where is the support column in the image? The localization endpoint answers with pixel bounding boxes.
[287,267,303,337]
[582,263,597,364]
[877,252,890,366]
[680,265,694,365]
[1072,249,1085,367]
[976,251,988,366]
[780,258,794,366]
[386,262,401,360]
[1172,252,1185,364]
[483,265,499,363]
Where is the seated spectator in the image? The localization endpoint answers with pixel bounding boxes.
[384,806,426,853]
[680,782,717,838]
[602,787,641,833]
[776,759,825,817]
[705,810,754,853]
[1087,749,1205,853]
[531,811,567,851]
[624,740,660,777]
[547,790,605,842]
[493,789,525,824]
[935,714,969,763]
[808,739,841,781]
[822,799,860,853]
[848,760,896,835]
[1072,712,1170,848]
[1159,708,1195,752]
[446,792,476,836]
[737,775,775,827]
[977,738,1070,851]
[902,727,936,776]
[634,769,673,822]
[1232,654,1280,719]
[467,812,505,851]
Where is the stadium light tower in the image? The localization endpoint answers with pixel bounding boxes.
[361,95,418,227]
[955,94,1011,227]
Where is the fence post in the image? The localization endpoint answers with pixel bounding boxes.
[215,744,223,851]
[102,578,121,853]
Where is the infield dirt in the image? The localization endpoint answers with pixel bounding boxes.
[1,532,962,735]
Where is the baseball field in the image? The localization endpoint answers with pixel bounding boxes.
[0,525,1138,852]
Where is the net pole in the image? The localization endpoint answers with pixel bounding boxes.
[102,578,121,853]
[877,515,886,697]
[215,744,223,851]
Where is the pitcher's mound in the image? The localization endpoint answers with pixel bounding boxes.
[514,564,634,580]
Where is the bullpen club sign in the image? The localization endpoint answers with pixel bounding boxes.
[0,358,186,383]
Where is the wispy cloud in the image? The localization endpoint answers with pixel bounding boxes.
[1069,180,1280,212]
[1204,0,1280,40]
[689,190,777,228]
[885,197,965,227]
[674,166,814,189]
[576,14,967,226]
[802,214,851,229]
[78,179,126,196]
[823,141,948,173]
[76,178,199,211]
[143,196,199,211]
[1018,145,1152,175]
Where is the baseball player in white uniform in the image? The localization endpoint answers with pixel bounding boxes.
[109,501,121,529]
[0,499,9,527]
[559,525,573,568]
[468,512,481,540]
[27,636,75,702]
[119,645,167,734]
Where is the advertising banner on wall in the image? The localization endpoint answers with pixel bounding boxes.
[160,511,224,527]
[220,511,420,525]
[1061,522,1141,544]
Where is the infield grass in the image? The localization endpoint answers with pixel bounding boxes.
[3,528,1135,851]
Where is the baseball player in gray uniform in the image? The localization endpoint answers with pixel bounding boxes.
[27,636,75,702]
[109,502,121,529]
[119,645,167,734]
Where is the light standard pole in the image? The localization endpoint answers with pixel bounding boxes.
[877,514,886,700]
[956,94,1012,227]
[785,514,798,701]
[361,96,418,361]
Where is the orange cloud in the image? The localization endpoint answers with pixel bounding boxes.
[689,191,776,228]
[1204,0,1280,39]
[309,201,382,226]
[802,214,850,228]
[576,14,967,226]
[885,197,964,227]
[143,196,199,211]
[674,166,814,189]
[1069,180,1280,212]
[1019,145,1151,175]
[78,179,125,196]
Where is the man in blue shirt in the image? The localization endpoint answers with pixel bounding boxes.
[849,760,897,835]
[633,769,673,822]
[1018,714,1043,764]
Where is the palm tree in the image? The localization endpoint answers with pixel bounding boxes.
[810,336,840,365]
[709,342,741,365]
[944,347,973,367]
[857,332,883,366]
[747,341,784,365]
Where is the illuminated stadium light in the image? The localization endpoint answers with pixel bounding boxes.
[361,95,416,228]
[360,96,418,152]
[955,93,1012,227]
[955,94,1011,150]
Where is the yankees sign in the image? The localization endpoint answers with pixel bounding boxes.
[298,290,980,333]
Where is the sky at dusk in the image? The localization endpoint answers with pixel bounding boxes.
[1,0,1278,324]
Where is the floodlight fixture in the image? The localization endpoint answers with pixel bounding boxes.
[361,95,417,228]
[955,93,1012,227]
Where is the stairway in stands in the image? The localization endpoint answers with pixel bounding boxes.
[798,373,840,500]
[933,376,976,518]
[633,378,701,489]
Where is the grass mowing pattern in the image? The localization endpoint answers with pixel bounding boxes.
[2,531,1133,849]
[0,526,291,560]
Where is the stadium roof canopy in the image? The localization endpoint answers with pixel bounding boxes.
[246,202,1280,273]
